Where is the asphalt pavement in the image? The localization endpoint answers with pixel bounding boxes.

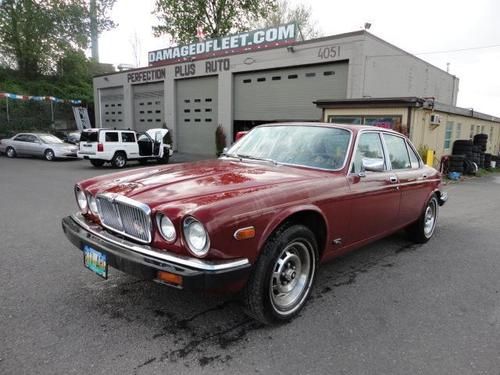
[0,155,499,375]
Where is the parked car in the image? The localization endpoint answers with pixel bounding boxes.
[0,133,78,160]
[77,128,173,168]
[62,123,447,324]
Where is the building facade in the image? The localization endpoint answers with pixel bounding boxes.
[93,27,459,155]
[315,97,500,163]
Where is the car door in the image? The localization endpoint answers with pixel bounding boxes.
[346,131,401,244]
[29,135,45,156]
[12,134,28,155]
[121,131,139,158]
[382,134,433,226]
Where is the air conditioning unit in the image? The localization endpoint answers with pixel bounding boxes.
[430,114,441,125]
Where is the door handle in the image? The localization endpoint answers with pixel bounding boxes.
[389,176,398,184]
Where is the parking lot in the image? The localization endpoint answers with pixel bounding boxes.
[0,156,499,375]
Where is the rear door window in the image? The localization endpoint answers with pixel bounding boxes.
[105,132,119,142]
[407,142,421,169]
[383,134,411,170]
[121,132,136,143]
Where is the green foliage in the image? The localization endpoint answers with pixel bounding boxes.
[153,0,277,44]
[417,144,430,162]
[0,0,116,78]
[256,0,321,40]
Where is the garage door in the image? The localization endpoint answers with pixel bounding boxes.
[234,62,348,121]
[133,83,165,133]
[176,76,218,155]
[100,87,125,128]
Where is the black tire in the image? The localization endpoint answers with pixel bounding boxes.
[407,195,439,244]
[111,152,127,168]
[157,148,170,164]
[44,149,55,161]
[90,159,105,167]
[6,146,16,158]
[242,224,318,324]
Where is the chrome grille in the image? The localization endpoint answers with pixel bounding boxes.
[96,194,152,243]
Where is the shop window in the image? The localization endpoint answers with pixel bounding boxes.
[105,112,109,115]
[481,125,485,134]
[112,119,116,122]
[147,119,153,122]
[140,111,144,114]
[155,110,161,113]
[111,112,115,114]
[205,108,212,112]
[111,104,115,107]
[147,110,152,114]
[194,109,201,112]
[105,104,109,107]
[323,71,335,76]
[328,116,362,125]
[117,103,122,107]
[184,99,190,103]
[117,111,122,115]
[185,119,190,122]
[194,119,201,122]
[155,101,160,105]
[272,76,281,81]
[444,121,453,149]
[147,102,152,105]
[257,77,266,82]
[205,98,212,102]
[140,119,145,122]
[206,118,212,122]
[305,72,316,78]
[194,99,201,103]
[455,123,462,139]
[243,79,251,83]
[288,74,298,79]
[156,119,161,122]
[184,109,190,113]
[469,125,474,139]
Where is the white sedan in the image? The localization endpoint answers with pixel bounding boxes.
[0,133,79,161]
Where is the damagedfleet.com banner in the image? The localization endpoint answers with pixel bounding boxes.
[148,23,297,66]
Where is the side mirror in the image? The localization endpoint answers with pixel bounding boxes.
[362,157,384,172]
[222,147,228,155]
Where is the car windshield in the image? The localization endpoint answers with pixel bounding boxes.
[226,125,351,170]
[39,135,64,144]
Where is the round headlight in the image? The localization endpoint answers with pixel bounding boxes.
[157,214,176,242]
[75,186,88,213]
[183,217,210,257]
[87,194,98,215]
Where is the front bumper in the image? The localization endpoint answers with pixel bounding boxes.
[437,190,448,206]
[61,214,252,291]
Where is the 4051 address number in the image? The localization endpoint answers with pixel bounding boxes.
[318,46,341,59]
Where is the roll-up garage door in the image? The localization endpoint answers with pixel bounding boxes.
[234,62,348,122]
[133,82,165,133]
[176,76,218,155]
[100,87,125,128]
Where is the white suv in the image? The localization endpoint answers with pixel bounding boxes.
[78,128,173,168]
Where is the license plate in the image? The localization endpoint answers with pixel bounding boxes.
[83,245,108,279]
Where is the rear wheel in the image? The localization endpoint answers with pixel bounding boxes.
[111,152,127,168]
[90,159,105,167]
[242,224,318,324]
[407,195,439,243]
[44,149,55,161]
[6,147,16,158]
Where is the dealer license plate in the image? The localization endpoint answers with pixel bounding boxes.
[83,245,108,279]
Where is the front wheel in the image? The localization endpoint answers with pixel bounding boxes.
[242,224,318,324]
[407,195,439,243]
[44,149,55,161]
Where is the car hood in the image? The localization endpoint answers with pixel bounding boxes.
[85,159,326,210]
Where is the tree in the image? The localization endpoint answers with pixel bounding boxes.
[152,0,277,44]
[257,0,321,40]
[0,0,116,79]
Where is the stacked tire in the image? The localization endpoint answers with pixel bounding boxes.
[473,134,488,152]
[448,154,465,173]
[484,153,492,169]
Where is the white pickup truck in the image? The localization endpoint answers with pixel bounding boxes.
[77,128,173,168]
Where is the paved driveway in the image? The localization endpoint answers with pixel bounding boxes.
[0,157,499,374]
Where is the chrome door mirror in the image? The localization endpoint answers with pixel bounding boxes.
[222,147,228,155]
[362,157,384,172]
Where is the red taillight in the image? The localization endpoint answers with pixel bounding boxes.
[97,143,104,152]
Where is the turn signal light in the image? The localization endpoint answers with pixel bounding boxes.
[233,226,256,240]
[156,271,183,286]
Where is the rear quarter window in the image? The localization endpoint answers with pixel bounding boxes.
[105,132,119,142]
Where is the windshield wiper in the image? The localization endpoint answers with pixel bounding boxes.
[233,153,279,165]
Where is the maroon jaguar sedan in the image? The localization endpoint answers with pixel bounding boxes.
[62,123,447,324]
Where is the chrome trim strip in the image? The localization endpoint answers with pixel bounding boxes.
[71,213,250,272]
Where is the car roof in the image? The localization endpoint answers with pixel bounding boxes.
[255,122,405,137]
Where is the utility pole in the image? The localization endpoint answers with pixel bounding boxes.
[90,0,99,61]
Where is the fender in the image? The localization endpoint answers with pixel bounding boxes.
[257,204,329,252]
